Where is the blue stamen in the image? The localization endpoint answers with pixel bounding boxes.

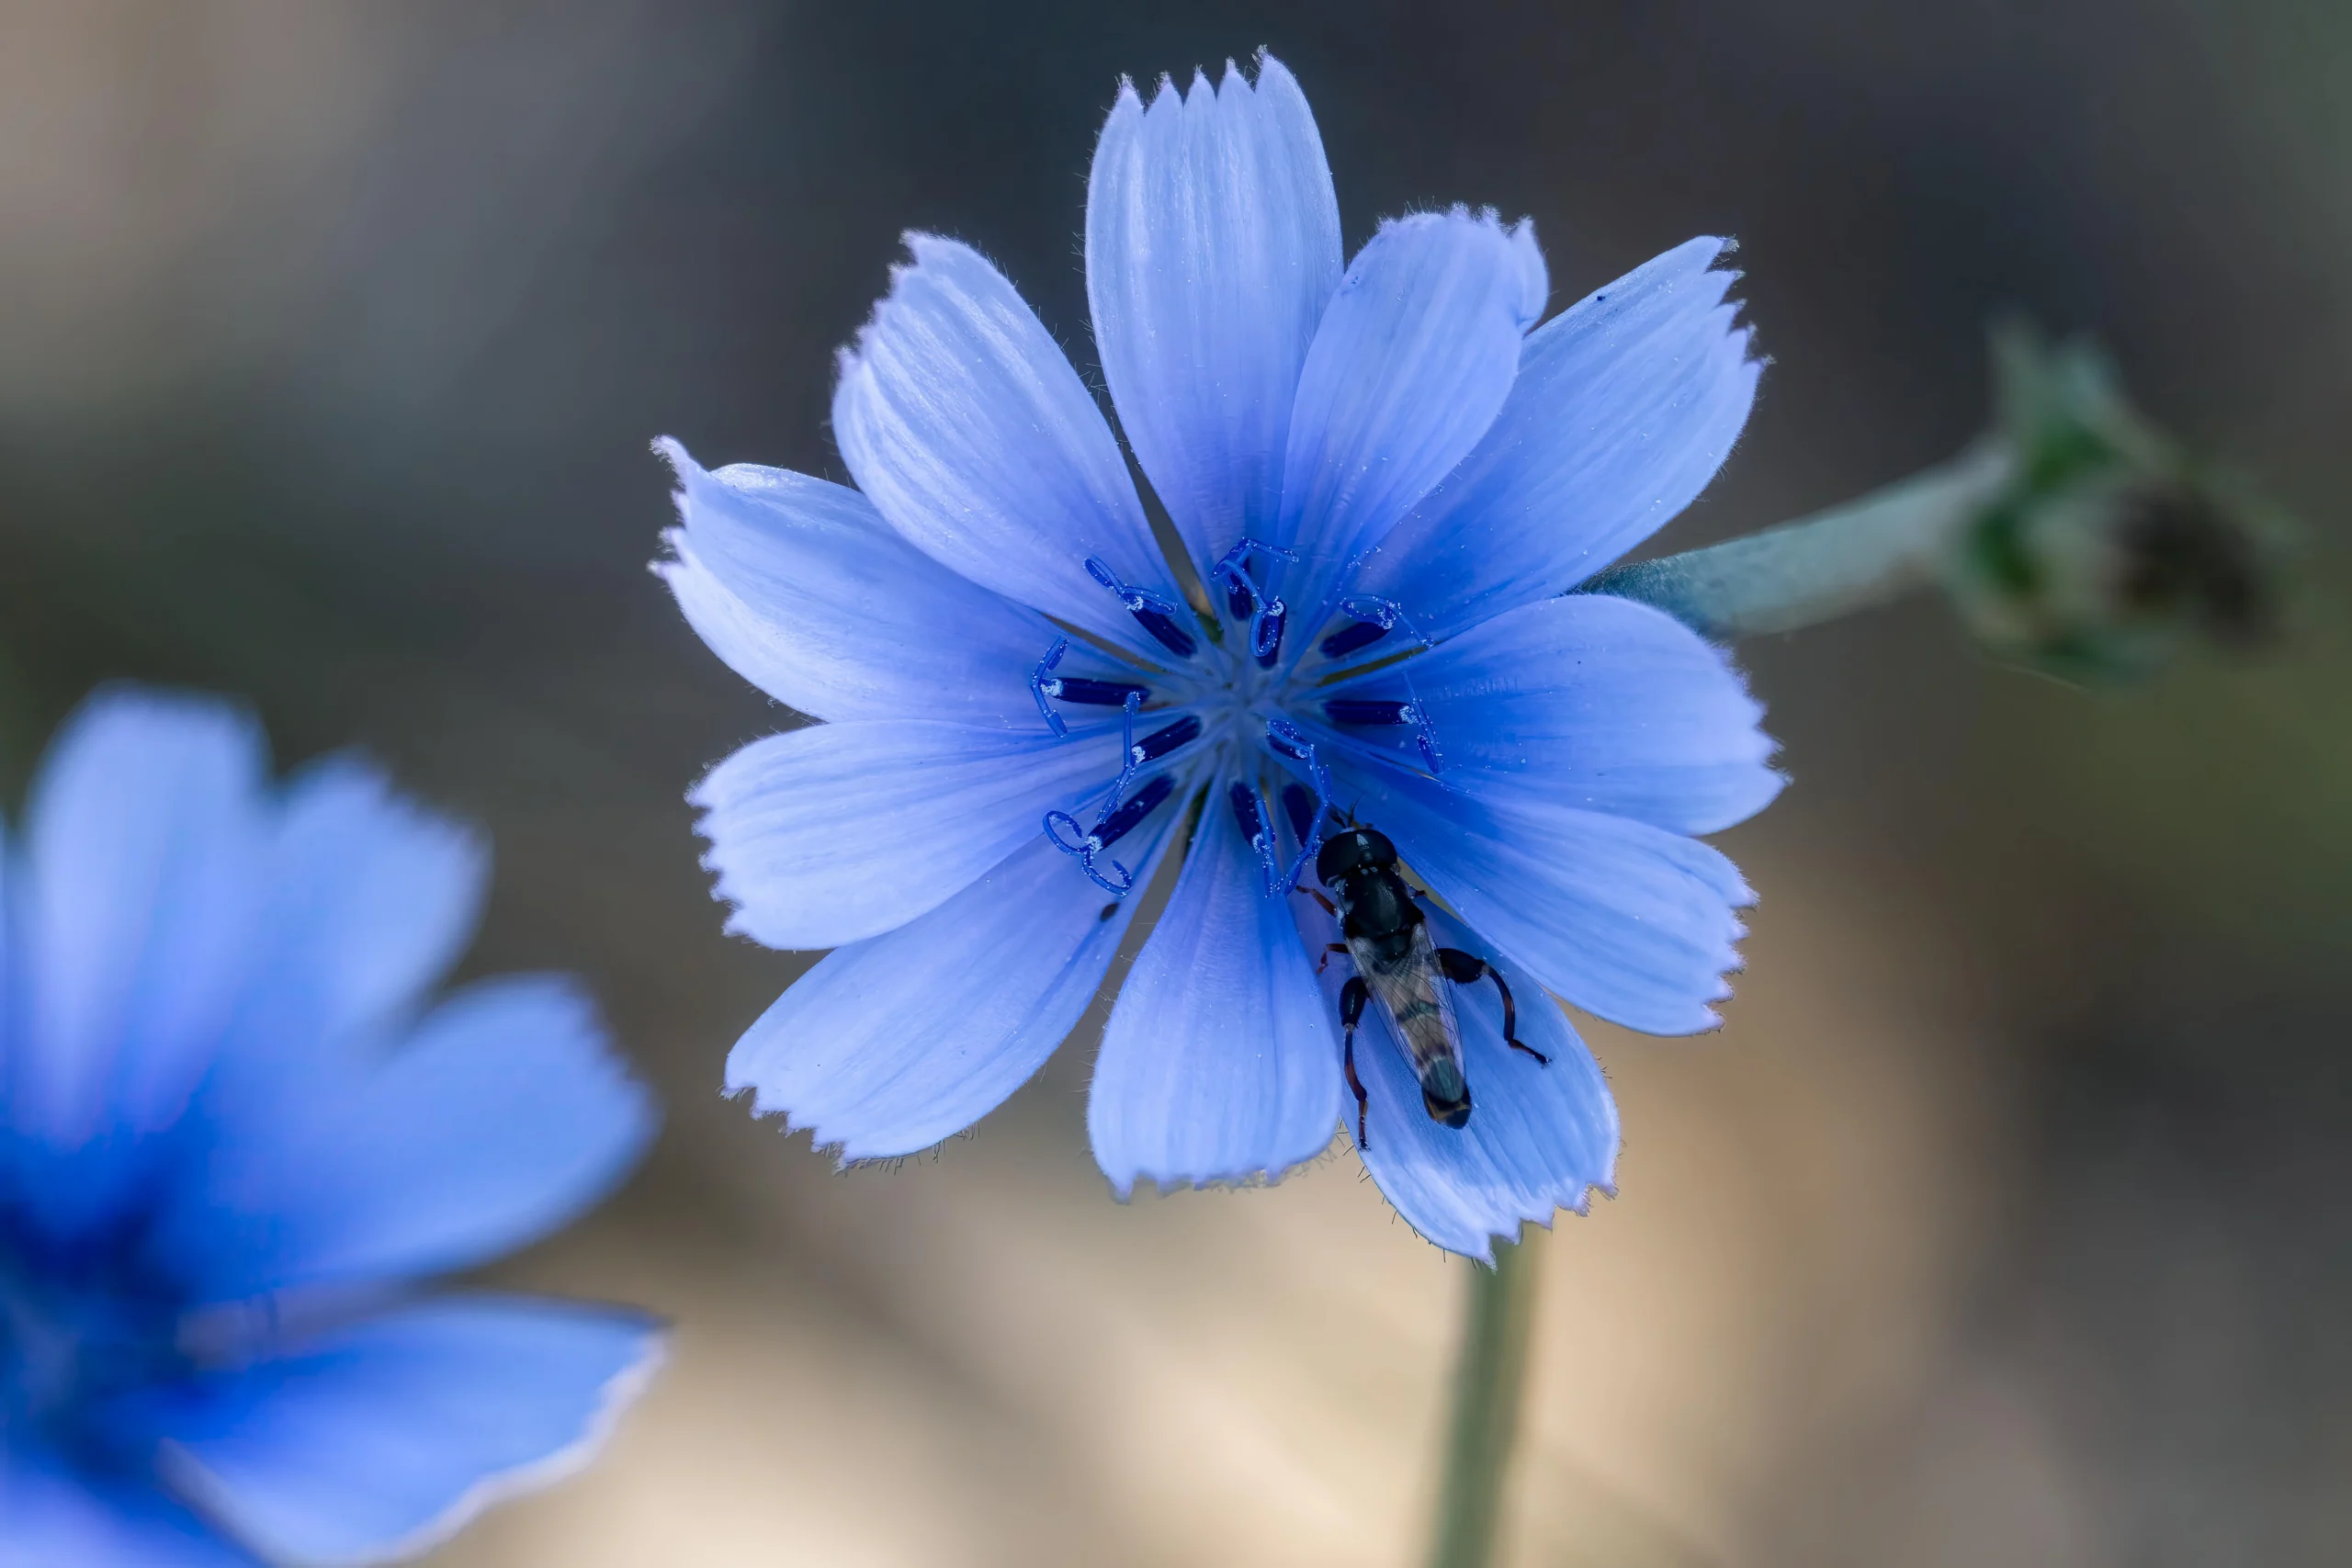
[1321,696,1446,775]
[1321,594,1432,661]
[1229,782,1282,895]
[1323,698,1417,727]
[1095,775,1173,852]
[1044,808,1095,856]
[1029,637,1070,737]
[1281,783,1317,849]
[1102,690,1145,806]
[1086,557,1196,659]
[1043,694,1175,896]
[1251,603,1287,669]
[1319,619,1387,660]
[1414,716,1445,775]
[1321,596,1396,659]
[1263,718,1336,896]
[1340,595,1407,633]
[1133,606,1198,660]
[1044,764,1174,897]
[1032,638,1154,734]
[1208,539,1297,668]
[1317,599,1445,774]
[1043,808,1131,895]
[1131,715,1201,767]
[1050,677,1153,705]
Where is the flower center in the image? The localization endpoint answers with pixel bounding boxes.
[1034,544,1446,900]
[0,1216,186,1445]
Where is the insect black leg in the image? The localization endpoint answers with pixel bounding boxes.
[1340,976,1371,1148]
[1317,942,1349,975]
[1435,948,1550,1066]
[1306,887,1338,918]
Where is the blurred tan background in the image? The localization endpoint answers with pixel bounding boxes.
[2,3,2346,1563]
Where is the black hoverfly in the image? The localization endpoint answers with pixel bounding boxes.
[1312,824,1549,1151]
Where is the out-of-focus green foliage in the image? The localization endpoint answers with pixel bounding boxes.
[1945,323,2291,682]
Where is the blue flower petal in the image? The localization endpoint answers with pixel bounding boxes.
[1327,758,1752,1036]
[126,1296,660,1567]
[832,234,1184,660]
[1089,780,1341,1194]
[1273,209,1548,625]
[1320,594,1782,835]
[728,820,1177,1162]
[160,976,654,1300]
[1087,53,1342,579]
[655,438,1060,728]
[0,816,14,1084]
[1307,902,1617,1263]
[0,1460,251,1567]
[10,689,271,1226]
[691,718,1127,951]
[1346,237,1758,642]
[216,755,486,1078]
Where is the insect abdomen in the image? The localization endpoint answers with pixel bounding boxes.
[1355,922,1472,1127]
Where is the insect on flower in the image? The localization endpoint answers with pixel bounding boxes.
[1311,823,1548,1147]
[662,50,1781,1261]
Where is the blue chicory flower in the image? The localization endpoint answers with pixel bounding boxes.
[661,52,1777,1261]
[0,688,661,1565]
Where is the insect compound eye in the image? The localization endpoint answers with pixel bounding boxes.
[1314,829,1366,887]
[1315,826,1399,887]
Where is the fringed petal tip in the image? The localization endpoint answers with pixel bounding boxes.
[1367,207,1549,330]
[719,1075,864,1166]
[1095,1142,1346,1204]
[727,1089,897,1174]
[1445,1178,1624,1268]
[650,434,728,530]
[1503,218,1548,328]
[683,787,749,922]
[1087,782,1343,1199]
[1125,49,1295,112]
[1106,1131,1345,1202]
[1566,233,1752,335]
[832,230,968,375]
[1420,1184,1609,1269]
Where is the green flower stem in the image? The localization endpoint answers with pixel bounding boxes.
[1426,1235,1542,1568]
[1579,443,2014,639]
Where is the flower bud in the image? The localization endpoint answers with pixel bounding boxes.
[1942,323,2284,681]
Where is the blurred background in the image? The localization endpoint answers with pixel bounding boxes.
[2,2,2346,1562]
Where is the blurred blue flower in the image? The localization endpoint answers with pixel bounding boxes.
[0,688,660,1564]
[661,52,1776,1260]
